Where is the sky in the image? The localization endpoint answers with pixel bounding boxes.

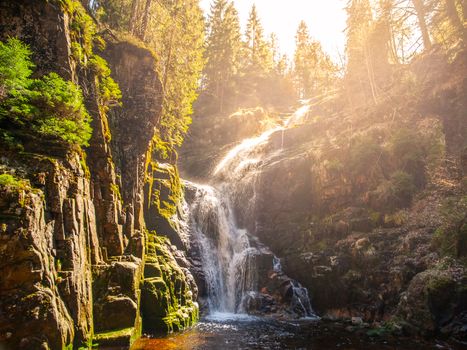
[200,0,348,62]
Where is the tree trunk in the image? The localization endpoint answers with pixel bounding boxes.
[130,0,141,36]
[139,0,153,41]
[445,0,466,42]
[412,0,432,50]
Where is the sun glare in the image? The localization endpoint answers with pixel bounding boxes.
[201,0,347,60]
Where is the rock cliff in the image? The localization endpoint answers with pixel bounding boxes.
[0,0,197,349]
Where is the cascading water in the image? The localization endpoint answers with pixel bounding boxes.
[186,183,257,313]
[185,102,316,318]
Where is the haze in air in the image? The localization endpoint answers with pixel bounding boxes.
[0,0,466,349]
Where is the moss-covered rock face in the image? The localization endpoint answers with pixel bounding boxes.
[0,0,198,348]
[141,232,198,335]
[144,162,189,250]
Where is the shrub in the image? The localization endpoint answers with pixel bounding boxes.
[0,38,34,100]
[349,136,383,177]
[390,171,416,201]
[374,171,416,210]
[388,129,424,167]
[88,55,121,110]
[0,38,92,146]
[29,73,92,145]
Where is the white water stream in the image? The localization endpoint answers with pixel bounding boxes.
[185,102,315,317]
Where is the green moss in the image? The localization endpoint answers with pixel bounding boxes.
[141,231,198,334]
[110,183,123,203]
[0,173,30,189]
[427,276,454,296]
[58,0,96,62]
[88,55,122,113]
[94,327,133,341]
[78,147,91,178]
[92,327,142,350]
[146,162,183,220]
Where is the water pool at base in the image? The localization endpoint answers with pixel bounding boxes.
[131,315,463,350]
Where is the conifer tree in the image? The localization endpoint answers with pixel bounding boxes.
[204,0,242,111]
[293,21,313,98]
[244,5,272,75]
[293,21,338,99]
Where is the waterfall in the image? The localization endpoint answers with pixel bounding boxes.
[186,183,257,313]
[184,102,316,318]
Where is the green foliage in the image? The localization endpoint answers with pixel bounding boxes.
[389,170,416,201]
[89,55,122,111]
[0,38,34,99]
[293,21,338,98]
[244,4,273,75]
[93,0,133,31]
[0,38,92,146]
[151,0,205,149]
[200,2,297,113]
[375,171,416,209]
[59,0,96,61]
[203,0,242,111]
[0,173,30,189]
[388,129,424,167]
[29,73,92,145]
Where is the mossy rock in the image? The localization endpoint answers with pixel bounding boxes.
[144,262,162,278]
[94,327,139,348]
[141,232,199,335]
[397,258,467,335]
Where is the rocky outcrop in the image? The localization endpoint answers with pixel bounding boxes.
[141,233,198,334]
[0,152,98,348]
[102,40,163,242]
[0,0,198,348]
[397,259,467,338]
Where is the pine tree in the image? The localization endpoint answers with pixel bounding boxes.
[204,0,242,111]
[244,5,272,75]
[293,21,338,99]
[293,21,313,98]
[147,0,205,148]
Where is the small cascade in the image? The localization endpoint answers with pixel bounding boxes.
[273,256,282,273]
[291,283,315,317]
[185,102,317,318]
[272,256,317,318]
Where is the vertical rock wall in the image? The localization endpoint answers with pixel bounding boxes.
[0,0,198,348]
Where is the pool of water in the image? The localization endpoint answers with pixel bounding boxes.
[131,314,463,350]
